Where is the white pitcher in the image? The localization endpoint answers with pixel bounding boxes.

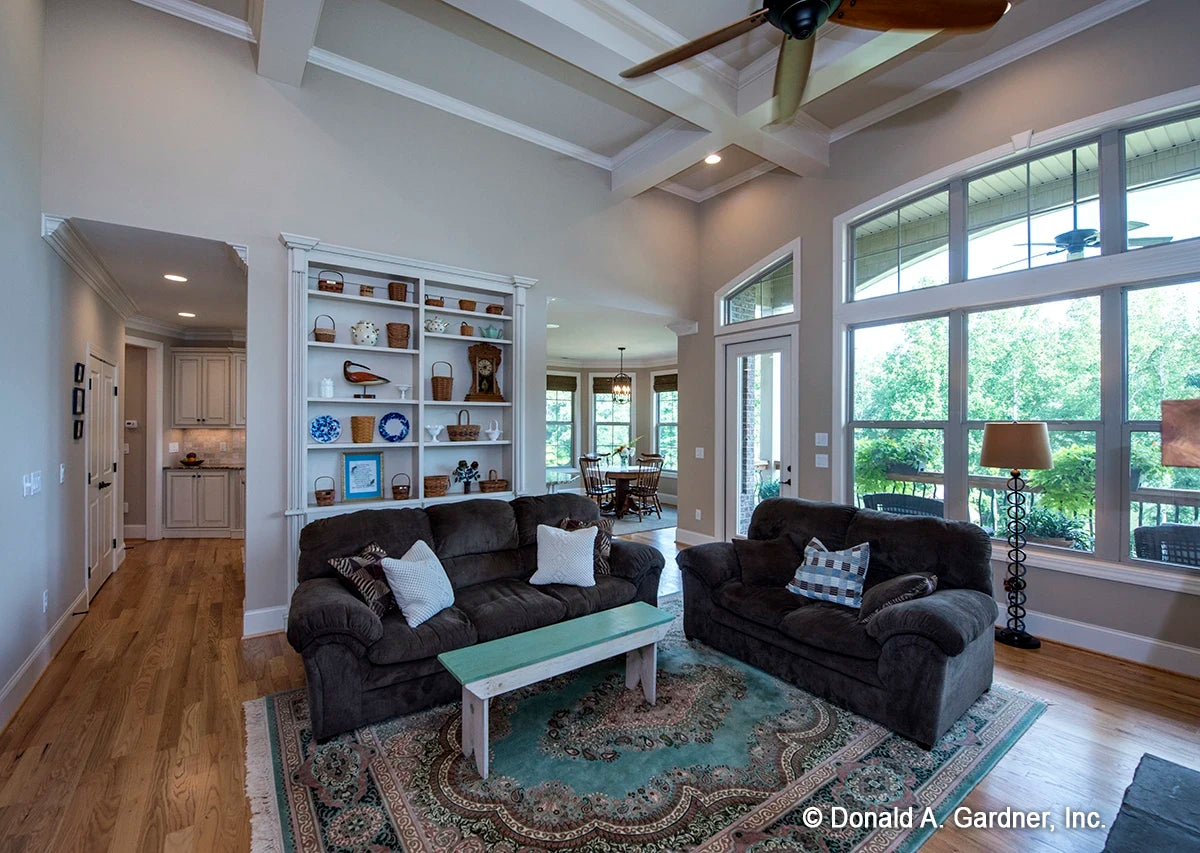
[485,419,502,441]
[350,320,380,346]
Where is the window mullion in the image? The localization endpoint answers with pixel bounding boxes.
[944,310,968,520]
[1098,287,1126,561]
[948,179,966,284]
[1099,128,1125,256]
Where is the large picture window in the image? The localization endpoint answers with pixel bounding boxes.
[545,374,577,470]
[653,372,679,472]
[592,375,633,458]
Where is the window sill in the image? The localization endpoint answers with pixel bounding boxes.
[996,541,1200,597]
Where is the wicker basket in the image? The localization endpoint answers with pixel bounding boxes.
[485,304,504,315]
[459,323,474,337]
[424,475,450,498]
[391,473,411,500]
[359,284,375,298]
[388,281,409,302]
[431,361,453,401]
[425,296,444,307]
[351,416,376,444]
[446,409,480,441]
[312,314,336,343]
[479,469,509,493]
[458,299,477,312]
[386,322,410,349]
[317,270,344,293]
[314,476,335,507]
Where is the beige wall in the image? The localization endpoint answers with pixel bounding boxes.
[40,0,700,618]
[676,0,1200,650]
[0,0,125,726]
[123,345,147,527]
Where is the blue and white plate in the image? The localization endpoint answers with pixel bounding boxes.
[379,411,410,443]
[309,414,342,443]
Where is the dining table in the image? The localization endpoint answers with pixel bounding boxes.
[604,466,648,520]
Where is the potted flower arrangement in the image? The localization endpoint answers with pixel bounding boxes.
[607,435,644,468]
[453,459,480,493]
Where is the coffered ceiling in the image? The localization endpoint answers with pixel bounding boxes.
[149,0,1150,201]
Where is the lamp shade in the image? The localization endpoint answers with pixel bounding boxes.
[1161,399,1200,468]
[980,422,1053,471]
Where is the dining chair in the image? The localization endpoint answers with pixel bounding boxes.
[630,455,664,520]
[578,455,614,510]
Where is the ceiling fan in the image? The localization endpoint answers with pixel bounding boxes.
[995,222,1174,270]
[619,0,1010,126]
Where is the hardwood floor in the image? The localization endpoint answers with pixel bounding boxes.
[0,534,1196,852]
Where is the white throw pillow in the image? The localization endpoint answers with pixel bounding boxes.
[529,523,598,587]
[381,540,455,628]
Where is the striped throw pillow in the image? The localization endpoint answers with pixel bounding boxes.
[329,542,394,617]
[786,537,871,608]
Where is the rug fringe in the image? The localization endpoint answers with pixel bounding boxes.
[244,698,285,853]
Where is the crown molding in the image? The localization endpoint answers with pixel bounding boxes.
[130,0,255,42]
[125,314,246,342]
[667,320,698,336]
[227,242,249,272]
[550,355,678,370]
[828,0,1154,143]
[41,215,139,319]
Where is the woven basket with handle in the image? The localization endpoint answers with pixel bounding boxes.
[351,416,376,443]
[431,361,453,401]
[391,473,411,500]
[446,409,480,441]
[424,475,449,498]
[479,469,509,493]
[312,314,336,343]
[425,296,444,307]
[314,476,335,507]
[460,323,474,337]
[458,299,477,312]
[386,322,410,349]
[485,304,504,315]
[316,270,344,293]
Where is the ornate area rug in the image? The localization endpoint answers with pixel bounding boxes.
[246,606,1043,852]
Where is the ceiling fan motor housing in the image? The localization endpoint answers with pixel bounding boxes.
[766,0,842,40]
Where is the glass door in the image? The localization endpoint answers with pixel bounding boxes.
[724,337,794,537]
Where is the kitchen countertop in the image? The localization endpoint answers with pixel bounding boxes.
[164,464,246,470]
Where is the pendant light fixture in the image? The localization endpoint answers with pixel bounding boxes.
[612,347,632,405]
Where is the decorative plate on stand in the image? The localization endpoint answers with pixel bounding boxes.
[309,415,342,443]
[379,411,410,443]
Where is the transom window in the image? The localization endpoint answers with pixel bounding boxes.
[722,255,795,325]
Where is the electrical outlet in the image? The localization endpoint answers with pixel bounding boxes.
[815,454,829,469]
[815,433,829,447]
[59,463,66,484]
[123,443,130,454]
[694,447,705,459]
[42,590,48,613]
[31,471,41,494]
[169,442,179,453]
[694,509,702,521]
[220,441,227,452]
[123,502,129,514]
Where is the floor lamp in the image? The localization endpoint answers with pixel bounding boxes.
[981,421,1053,650]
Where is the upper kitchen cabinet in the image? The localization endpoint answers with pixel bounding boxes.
[172,348,245,428]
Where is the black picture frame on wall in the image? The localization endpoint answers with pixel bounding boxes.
[72,387,85,415]
[73,362,85,383]
[73,420,83,440]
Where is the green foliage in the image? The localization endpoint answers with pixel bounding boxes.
[855,432,941,495]
[1024,505,1094,551]
[757,478,780,501]
[1028,445,1095,516]
[453,460,480,483]
[1129,440,1165,488]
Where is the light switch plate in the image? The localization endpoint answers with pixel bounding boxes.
[815,454,829,469]
[31,471,41,494]
[694,447,705,459]
[815,433,829,447]
[694,509,702,520]
[22,475,31,497]
[59,463,66,484]
[169,442,179,453]
[123,443,130,454]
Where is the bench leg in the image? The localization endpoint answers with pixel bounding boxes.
[462,688,489,780]
[624,643,658,705]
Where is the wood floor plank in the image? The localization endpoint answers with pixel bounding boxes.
[0,533,1194,852]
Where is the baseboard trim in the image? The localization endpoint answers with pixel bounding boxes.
[244,606,288,638]
[163,529,237,539]
[124,524,147,539]
[1008,609,1200,679]
[0,590,87,733]
[675,528,718,547]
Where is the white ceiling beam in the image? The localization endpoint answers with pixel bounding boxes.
[251,0,324,86]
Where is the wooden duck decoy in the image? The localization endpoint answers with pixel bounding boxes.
[343,360,389,399]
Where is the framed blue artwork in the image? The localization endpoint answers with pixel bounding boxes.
[342,451,384,501]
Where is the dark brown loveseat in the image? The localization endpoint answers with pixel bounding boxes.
[287,494,665,740]
[678,498,998,747]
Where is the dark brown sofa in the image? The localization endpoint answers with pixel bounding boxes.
[678,498,998,747]
[286,494,664,740]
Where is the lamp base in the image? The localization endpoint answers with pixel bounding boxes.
[995,626,1041,649]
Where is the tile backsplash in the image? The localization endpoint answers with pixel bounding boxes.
[167,428,246,466]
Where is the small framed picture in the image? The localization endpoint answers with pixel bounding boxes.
[73,363,85,383]
[72,387,85,415]
[73,420,83,440]
[342,451,384,502]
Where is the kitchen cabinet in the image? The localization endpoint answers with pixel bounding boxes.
[172,349,244,428]
[230,469,246,538]
[233,353,247,427]
[165,470,230,532]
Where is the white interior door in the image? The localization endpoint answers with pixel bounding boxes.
[724,336,795,538]
[86,354,118,600]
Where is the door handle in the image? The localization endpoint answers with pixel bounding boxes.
[781,479,792,486]
[97,480,111,490]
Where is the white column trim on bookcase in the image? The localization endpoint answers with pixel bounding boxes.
[282,234,316,604]
[512,276,535,497]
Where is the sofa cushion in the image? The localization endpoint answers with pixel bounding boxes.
[715,581,805,630]
[733,536,801,587]
[329,542,394,617]
[864,589,998,656]
[530,524,597,587]
[540,574,638,619]
[298,508,433,583]
[367,605,477,665]
[748,498,857,550]
[427,499,519,560]
[846,510,992,595]
[454,579,568,642]
[779,603,882,660]
[512,493,601,574]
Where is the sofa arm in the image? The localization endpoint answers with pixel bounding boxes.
[610,539,665,598]
[865,589,998,656]
[287,578,384,652]
[676,542,738,590]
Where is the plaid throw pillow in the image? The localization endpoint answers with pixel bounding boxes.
[558,517,613,575]
[786,537,871,608]
[329,542,394,617]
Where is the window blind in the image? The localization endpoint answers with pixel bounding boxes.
[546,374,577,392]
[653,373,678,393]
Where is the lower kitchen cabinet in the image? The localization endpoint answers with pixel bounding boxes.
[164,469,242,537]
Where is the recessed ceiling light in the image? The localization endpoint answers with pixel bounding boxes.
[164,274,188,282]
[547,323,560,329]
[704,153,722,165]
[178,312,196,318]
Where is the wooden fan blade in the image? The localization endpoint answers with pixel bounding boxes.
[620,9,768,78]
[771,35,815,126]
[834,0,1008,32]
